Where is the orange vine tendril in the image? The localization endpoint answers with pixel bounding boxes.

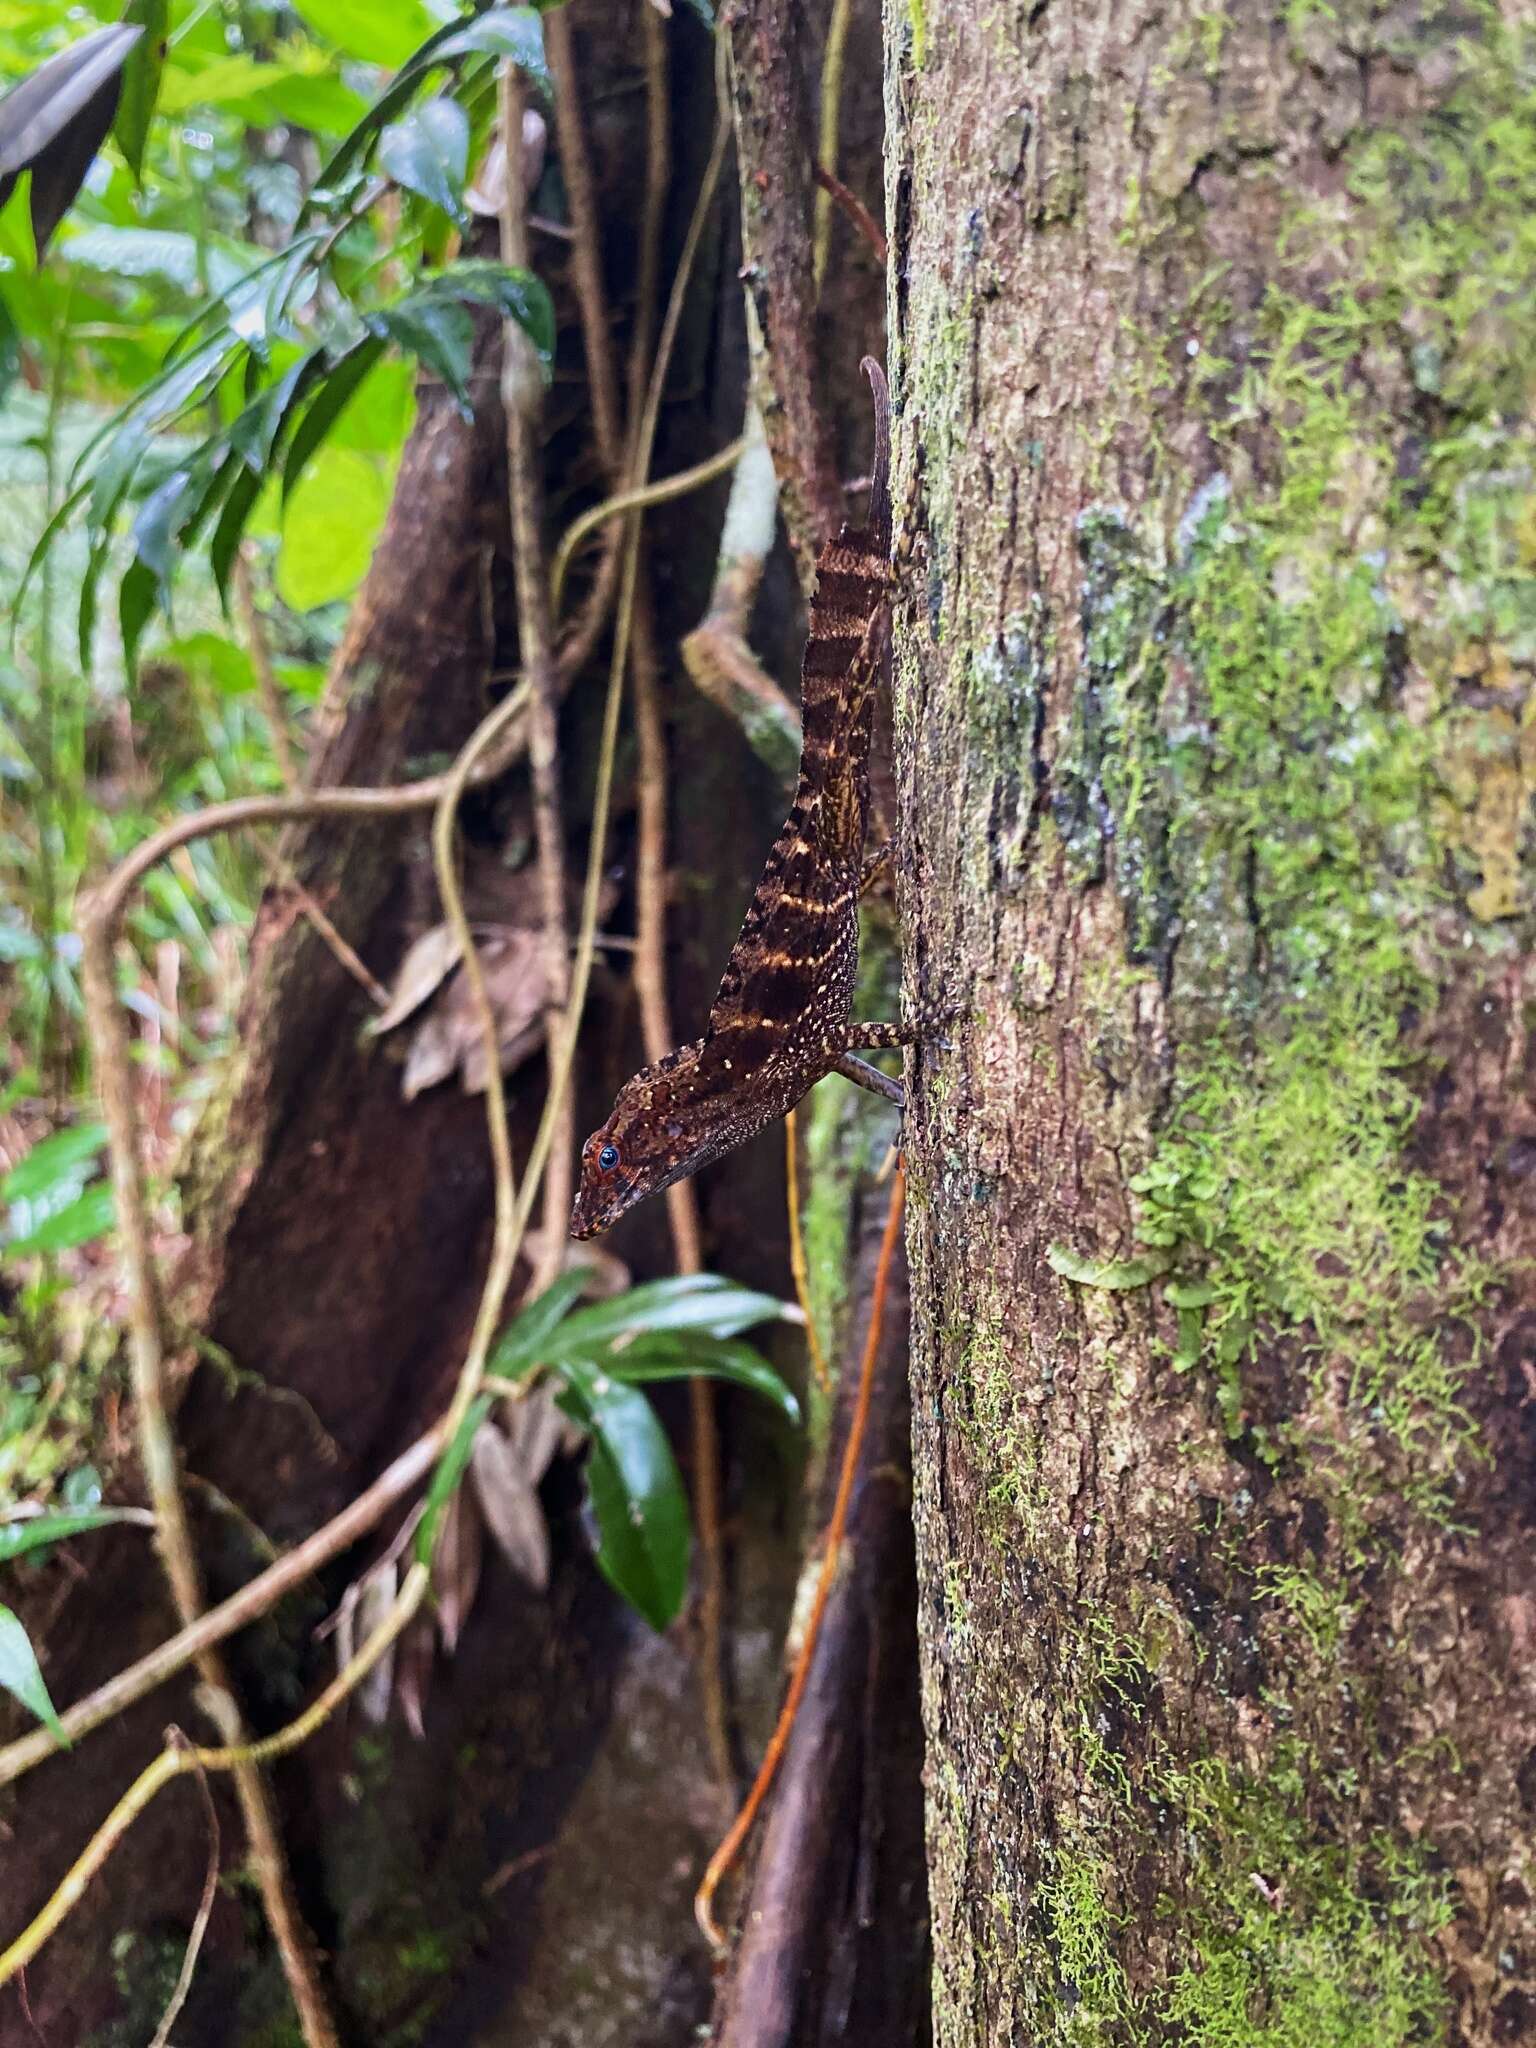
[785,1105,832,1394]
[693,1158,907,1950]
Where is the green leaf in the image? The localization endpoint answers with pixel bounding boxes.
[1174,1306,1205,1368]
[251,69,370,137]
[5,1180,115,1259]
[1045,1243,1172,1291]
[375,293,475,412]
[545,1274,789,1358]
[0,1508,149,1566]
[1163,1279,1221,1309]
[415,259,555,367]
[485,1267,592,1381]
[313,7,542,194]
[156,54,278,115]
[416,1391,494,1566]
[291,0,441,68]
[556,1364,690,1632]
[435,9,550,95]
[677,0,716,24]
[228,349,324,472]
[208,457,266,605]
[378,96,469,222]
[2,1123,106,1203]
[596,1331,801,1427]
[281,336,386,500]
[119,555,157,678]
[275,445,390,610]
[0,1604,66,1745]
[114,0,168,181]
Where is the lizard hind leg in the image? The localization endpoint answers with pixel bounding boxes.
[833,1051,905,1108]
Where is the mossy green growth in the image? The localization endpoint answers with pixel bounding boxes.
[1036,1851,1134,2040]
[1157,1748,1452,2047]
[1066,20,1536,1517]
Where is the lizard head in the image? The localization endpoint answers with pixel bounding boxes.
[570,1037,739,1239]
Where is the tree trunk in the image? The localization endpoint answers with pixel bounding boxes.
[889,3,1536,2043]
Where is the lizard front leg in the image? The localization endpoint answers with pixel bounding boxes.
[859,840,893,896]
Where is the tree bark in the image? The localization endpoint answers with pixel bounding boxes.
[889,2,1536,2043]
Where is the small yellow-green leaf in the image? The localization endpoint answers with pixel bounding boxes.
[1046,1243,1172,1291]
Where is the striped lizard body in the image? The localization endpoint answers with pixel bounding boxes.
[571,360,907,1240]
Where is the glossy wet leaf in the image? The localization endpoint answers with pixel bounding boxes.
[374,293,474,410]
[597,1331,800,1427]
[378,97,468,222]
[556,1363,690,1633]
[545,1274,789,1357]
[435,8,549,95]
[0,1604,66,1744]
[485,1268,592,1382]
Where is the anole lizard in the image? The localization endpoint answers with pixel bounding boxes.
[571,359,911,1240]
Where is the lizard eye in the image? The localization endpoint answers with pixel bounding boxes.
[597,1142,620,1172]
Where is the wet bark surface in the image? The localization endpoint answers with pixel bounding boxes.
[889,0,1536,2041]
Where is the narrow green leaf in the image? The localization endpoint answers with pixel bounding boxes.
[0,1509,151,1566]
[486,1267,591,1382]
[556,1364,690,1632]
[281,336,385,500]
[1046,1243,1172,1291]
[119,555,157,678]
[208,458,266,606]
[416,1392,494,1566]
[5,1180,115,1259]
[114,1,170,184]
[378,97,469,222]
[2,1123,106,1202]
[228,349,322,472]
[0,1605,66,1745]
[546,1274,789,1357]
[598,1332,801,1427]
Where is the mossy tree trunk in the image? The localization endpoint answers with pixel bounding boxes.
[887,2,1536,2042]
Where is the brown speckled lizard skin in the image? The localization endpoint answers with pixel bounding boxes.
[571,360,910,1241]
